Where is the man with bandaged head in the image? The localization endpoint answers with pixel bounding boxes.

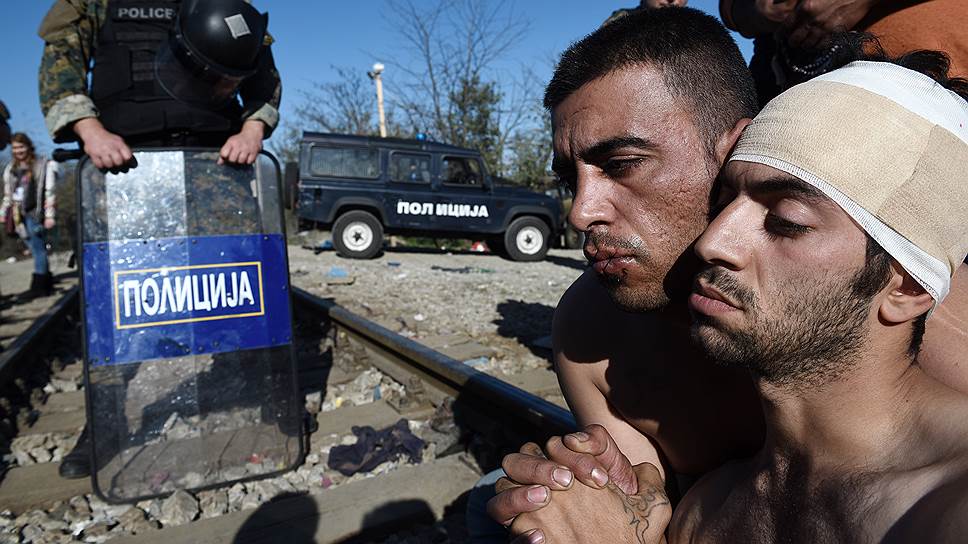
[505,43,968,542]
[672,49,968,542]
[486,10,968,544]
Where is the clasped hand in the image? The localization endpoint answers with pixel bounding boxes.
[487,424,671,544]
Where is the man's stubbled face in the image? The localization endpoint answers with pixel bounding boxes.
[689,162,891,391]
[692,265,883,391]
[552,66,718,311]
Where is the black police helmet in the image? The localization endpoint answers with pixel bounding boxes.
[156,0,268,107]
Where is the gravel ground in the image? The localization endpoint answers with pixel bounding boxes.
[288,239,588,378]
[0,240,589,543]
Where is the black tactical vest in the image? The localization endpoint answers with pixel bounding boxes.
[90,0,243,143]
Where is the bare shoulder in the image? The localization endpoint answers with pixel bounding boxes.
[884,467,968,543]
[669,459,751,543]
[920,264,968,394]
[553,271,656,366]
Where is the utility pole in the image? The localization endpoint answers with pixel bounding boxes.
[368,63,387,138]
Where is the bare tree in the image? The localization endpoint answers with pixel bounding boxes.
[384,0,538,177]
[271,66,403,163]
[278,0,550,184]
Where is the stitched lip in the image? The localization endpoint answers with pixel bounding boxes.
[584,245,635,262]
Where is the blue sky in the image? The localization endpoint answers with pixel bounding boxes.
[0,1,751,154]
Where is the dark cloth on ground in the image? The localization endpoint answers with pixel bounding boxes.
[327,419,424,476]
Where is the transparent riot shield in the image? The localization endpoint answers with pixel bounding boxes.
[78,149,303,502]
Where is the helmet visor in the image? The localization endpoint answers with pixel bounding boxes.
[155,37,247,107]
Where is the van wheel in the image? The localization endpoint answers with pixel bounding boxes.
[487,236,506,256]
[504,217,550,262]
[333,211,383,259]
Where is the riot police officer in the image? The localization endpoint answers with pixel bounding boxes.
[38,0,281,479]
[38,0,281,170]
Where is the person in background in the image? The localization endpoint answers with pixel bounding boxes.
[38,0,281,170]
[0,101,10,317]
[0,133,58,300]
[720,0,968,105]
[0,101,10,151]
[604,0,687,25]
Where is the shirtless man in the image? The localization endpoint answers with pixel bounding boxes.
[484,7,968,544]
[669,55,968,543]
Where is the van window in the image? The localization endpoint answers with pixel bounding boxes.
[310,146,380,179]
[442,156,482,186]
[389,152,432,184]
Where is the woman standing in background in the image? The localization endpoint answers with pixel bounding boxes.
[1,133,58,300]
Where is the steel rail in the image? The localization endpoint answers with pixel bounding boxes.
[0,287,79,386]
[292,287,577,437]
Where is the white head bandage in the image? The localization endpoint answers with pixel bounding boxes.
[729,61,968,309]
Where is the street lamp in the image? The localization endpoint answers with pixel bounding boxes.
[367,62,387,138]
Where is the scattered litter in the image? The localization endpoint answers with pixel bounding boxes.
[387,261,401,267]
[394,273,408,280]
[303,239,334,254]
[324,266,355,285]
[4,257,16,263]
[470,241,487,252]
[327,419,424,476]
[463,356,489,367]
[413,314,426,322]
[430,265,495,274]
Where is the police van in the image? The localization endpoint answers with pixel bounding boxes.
[287,132,567,262]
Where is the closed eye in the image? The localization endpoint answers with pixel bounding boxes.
[764,214,811,239]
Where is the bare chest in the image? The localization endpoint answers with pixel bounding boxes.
[598,350,764,474]
[687,472,941,544]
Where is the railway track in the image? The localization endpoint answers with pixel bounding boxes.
[0,285,575,543]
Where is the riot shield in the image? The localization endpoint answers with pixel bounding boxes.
[78,149,303,502]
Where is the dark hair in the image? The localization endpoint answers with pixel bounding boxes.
[821,32,968,102]
[857,236,927,358]
[10,132,36,168]
[544,7,758,154]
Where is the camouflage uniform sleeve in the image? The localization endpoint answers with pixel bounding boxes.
[602,7,639,27]
[238,37,281,138]
[37,0,104,141]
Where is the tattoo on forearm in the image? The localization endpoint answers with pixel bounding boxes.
[608,483,670,544]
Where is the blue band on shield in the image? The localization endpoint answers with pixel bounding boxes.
[83,233,292,366]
